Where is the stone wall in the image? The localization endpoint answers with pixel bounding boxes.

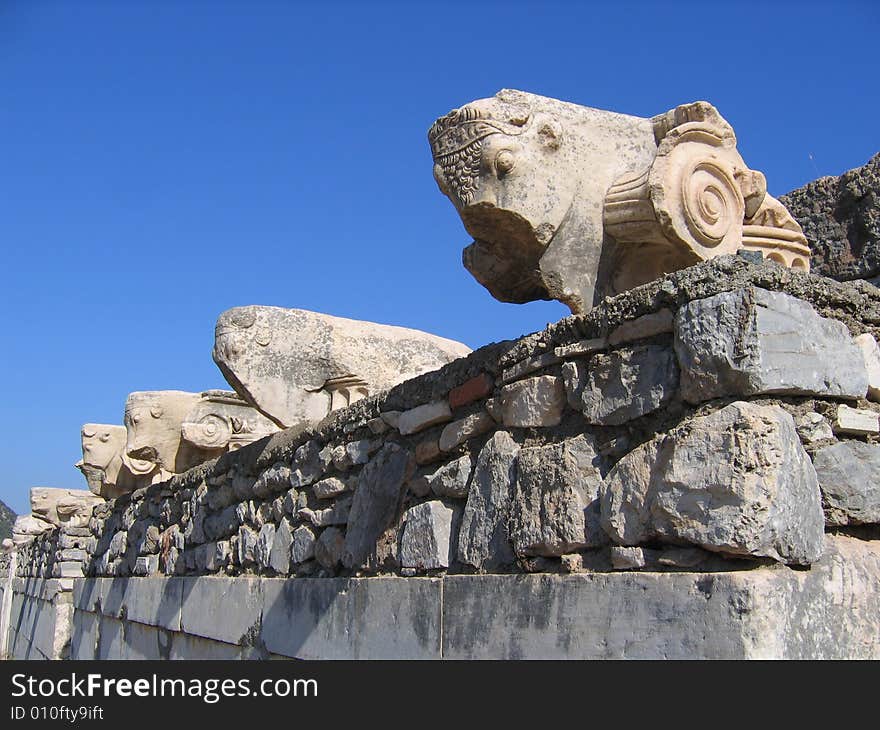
[8,255,880,659]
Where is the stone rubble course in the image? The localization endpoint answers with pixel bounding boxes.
[675,287,869,404]
[600,401,825,565]
[213,305,471,429]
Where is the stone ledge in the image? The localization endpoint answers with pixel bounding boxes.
[49,534,880,659]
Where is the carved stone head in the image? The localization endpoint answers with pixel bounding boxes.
[123,391,202,479]
[430,89,658,312]
[77,423,128,497]
[430,90,809,313]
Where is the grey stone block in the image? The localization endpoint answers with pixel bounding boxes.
[812,440,880,526]
[601,401,824,565]
[510,435,606,556]
[675,287,869,403]
[570,344,679,425]
[261,577,441,659]
[400,501,454,569]
[69,610,99,660]
[179,577,263,645]
[457,431,518,569]
[442,536,880,659]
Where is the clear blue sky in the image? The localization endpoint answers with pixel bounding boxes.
[1,1,877,515]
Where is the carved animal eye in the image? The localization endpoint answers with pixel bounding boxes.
[100,433,110,442]
[495,150,516,177]
[150,407,164,419]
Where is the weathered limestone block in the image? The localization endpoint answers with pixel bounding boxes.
[30,487,103,528]
[12,514,54,546]
[400,501,455,570]
[855,333,880,402]
[213,306,470,428]
[457,431,519,569]
[675,288,868,403]
[426,455,472,499]
[430,90,807,313]
[180,390,278,453]
[834,404,880,435]
[500,375,565,428]
[123,390,204,481]
[600,401,824,565]
[291,525,317,564]
[76,424,140,498]
[439,411,495,452]
[398,401,453,436]
[812,441,880,526]
[563,344,678,425]
[510,435,606,557]
[315,527,345,569]
[342,443,414,569]
[796,412,834,444]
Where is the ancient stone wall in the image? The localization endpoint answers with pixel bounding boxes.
[7,255,880,659]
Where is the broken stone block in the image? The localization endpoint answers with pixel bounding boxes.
[448,373,494,410]
[501,352,561,384]
[237,525,258,565]
[400,501,455,570]
[510,435,606,556]
[600,401,824,565]
[812,441,880,526]
[289,440,323,488]
[342,443,413,569]
[398,401,453,436]
[313,477,349,500]
[608,309,674,346]
[298,497,351,527]
[315,527,345,569]
[835,405,880,436]
[609,546,647,570]
[796,413,834,444]
[500,375,565,428]
[268,519,293,574]
[213,306,470,429]
[566,344,678,425]
[855,333,880,402]
[291,525,317,564]
[457,431,519,569]
[415,439,442,465]
[426,455,473,499]
[439,411,495,452]
[675,288,869,404]
[554,338,607,360]
[254,523,276,569]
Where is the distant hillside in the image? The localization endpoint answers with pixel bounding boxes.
[0,498,15,540]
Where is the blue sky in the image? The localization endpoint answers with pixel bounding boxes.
[0,0,877,515]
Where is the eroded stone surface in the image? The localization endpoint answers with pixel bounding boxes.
[675,288,868,403]
[213,306,470,428]
[430,90,807,313]
[565,344,678,425]
[342,443,413,569]
[400,501,454,570]
[457,432,519,569]
[510,435,606,557]
[600,401,824,565]
[500,375,565,428]
[812,441,880,526]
